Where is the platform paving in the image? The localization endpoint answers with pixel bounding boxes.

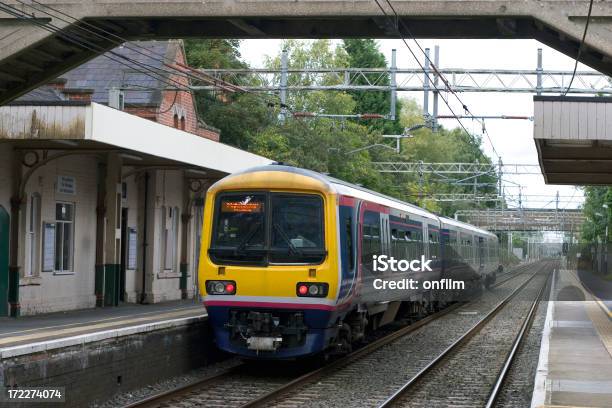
[0,299,206,351]
[532,269,612,408]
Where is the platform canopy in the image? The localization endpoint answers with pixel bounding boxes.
[0,102,272,178]
[534,96,612,185]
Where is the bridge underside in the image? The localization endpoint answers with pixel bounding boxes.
[1,0,612,104]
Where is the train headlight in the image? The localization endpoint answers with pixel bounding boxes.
[206,280,237,295]
[296,282,329,298]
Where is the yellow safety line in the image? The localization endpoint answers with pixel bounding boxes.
[596,299,612,319]
[0,305,203,337]
[0,308,205,346]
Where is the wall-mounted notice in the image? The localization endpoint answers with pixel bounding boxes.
[128,228,137,270]
[42,222,56,272]
[56,176,76,195]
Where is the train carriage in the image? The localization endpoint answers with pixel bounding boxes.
[199,165,500,359]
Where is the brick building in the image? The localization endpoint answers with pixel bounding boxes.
[41,40,219,140]
[0,41,271,317]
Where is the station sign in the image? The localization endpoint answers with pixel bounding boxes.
[56,175,76,195]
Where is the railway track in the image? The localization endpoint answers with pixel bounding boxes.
[123,262,545,408]
[379,261,553,408]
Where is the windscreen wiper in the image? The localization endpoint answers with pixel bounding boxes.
[273,223,303,256]
[234,221,263,254]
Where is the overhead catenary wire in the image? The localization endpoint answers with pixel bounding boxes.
[374,0,502,161]
[17,0,499,158]
[8,0,500,165]
[11,0,240,94]
[563,0,595,96]
[16,0,317,124]
[0,2,194,96]
[2,0,298,122]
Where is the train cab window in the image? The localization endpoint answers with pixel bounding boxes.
[270,194,325,263]
[211,194,267,264]
[210,193,325,265]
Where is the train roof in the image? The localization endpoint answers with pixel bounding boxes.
[327,177,435,220]
[220,164,495,237]
[230,164,436,219]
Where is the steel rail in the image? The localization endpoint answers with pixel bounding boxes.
[242,302,463,408]
[123,263,530,408]
[378,262,550,407]
[122,363,245,408]
[484,267,552,408]
[243,264,531,408]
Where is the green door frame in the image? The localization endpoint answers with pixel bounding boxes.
[0,205,9,316]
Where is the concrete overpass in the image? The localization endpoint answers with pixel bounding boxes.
[0,0,612,104]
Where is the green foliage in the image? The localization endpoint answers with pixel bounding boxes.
[581,186,612,243]
[183,39,246,69]
[343,39,403,134]
[265,40,354,114]
[184,39,499,217]
[395,99,497,214]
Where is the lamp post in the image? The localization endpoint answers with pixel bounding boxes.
[382,124,427,153]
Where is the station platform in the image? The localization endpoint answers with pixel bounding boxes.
[532,269,612,408]
[0,299,206,358]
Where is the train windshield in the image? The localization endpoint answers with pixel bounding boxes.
[210,192,326,265]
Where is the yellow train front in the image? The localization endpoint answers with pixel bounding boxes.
[198,165,500,359]
[199,166,345,359]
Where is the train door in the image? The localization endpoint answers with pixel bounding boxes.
[380,213,390,257]
[422,223,429,260]
[478,236,485,270]
[0,206,8,316]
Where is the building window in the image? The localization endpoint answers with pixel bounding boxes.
[180,116,186,130]
[173,114,179,128]
[55,202,74,272]
[161,206,180,271]
[26,193,42,277]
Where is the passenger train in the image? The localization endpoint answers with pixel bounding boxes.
[198,165,501,359]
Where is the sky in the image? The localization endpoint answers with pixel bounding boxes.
[238,38,598,210]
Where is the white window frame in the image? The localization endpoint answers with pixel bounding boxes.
[54,201,75,274]
[25,193,42,277]
[161,206,180,272]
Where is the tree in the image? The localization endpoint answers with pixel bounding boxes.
[581,186,612,243]
[253,40,391,191]
[395,98,497,214]
[184,39,246,69]
[184,39,499,217]
[343,39,404,134]
[184,39,276,148]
